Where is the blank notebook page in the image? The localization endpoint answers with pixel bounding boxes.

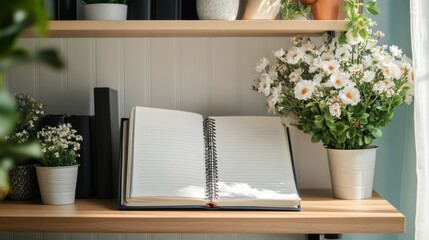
[212,116,298,201]
[130,107,206,199]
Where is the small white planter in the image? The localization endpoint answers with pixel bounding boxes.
[83,3,127,20]
[327,147,377,200]
[35,165,79,205]
[197,0,240,20]
[242,0,280,20]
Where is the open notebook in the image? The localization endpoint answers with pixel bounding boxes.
[118,107,300,210]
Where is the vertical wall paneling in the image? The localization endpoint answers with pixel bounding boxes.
[38,38,66,115]
[210,38,238,116]
[41,233,67,240]
[70,233,95,240]
[9,39,37,97]
[0,232,11,240]
[123,38,149,117]
[125,233,149,240]
[11,232,39,240]
[96,233,123,240]
[150,234,179,240]
[211,234,240,240]
[180,38,207,116]
[66,38,92,115]
[179,234,209,240]
[236,37,266,116]
[149,38,177,109]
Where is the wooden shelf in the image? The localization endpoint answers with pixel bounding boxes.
[0,190,404,234]
[26,20,349,38]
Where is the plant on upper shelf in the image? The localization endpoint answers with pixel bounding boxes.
[280,0,311,20]
[37,124,82,167]
[252,1,414,150]
[81,0,128,4]
[0,0,63,199]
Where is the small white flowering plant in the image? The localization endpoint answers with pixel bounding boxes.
[252,28,414,150]
[5,94,44,144]
[37,124,83,167]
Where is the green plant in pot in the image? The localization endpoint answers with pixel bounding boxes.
[280,0,310,20]
[0,0,63,200]
[36,123,82,205]
[6,94,44,201]
[81,0,129,20]
[252,1,414,199]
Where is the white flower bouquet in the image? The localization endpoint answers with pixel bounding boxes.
[37,124,83,167]
[252,30,414,149]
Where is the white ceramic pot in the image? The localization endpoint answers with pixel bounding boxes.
[35,165,79,205]
[197,0,240,20]
[242,0,280,20]
[83,3,127,20]
[327,147,377,200]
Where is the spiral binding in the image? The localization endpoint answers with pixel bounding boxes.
[204,118,218,202]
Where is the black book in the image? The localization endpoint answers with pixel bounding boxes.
[153,0,198,20]
[41,115,66,128]
[127,0,153,20]
[66,116,93,199]
[43,0,77,20]
[94,88,120,199]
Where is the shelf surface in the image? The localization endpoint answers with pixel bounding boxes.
[0,190,404,234]
[25,20,348,38]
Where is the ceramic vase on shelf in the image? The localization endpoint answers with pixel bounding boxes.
[83,3,128,20]
[327,147,377,200]
[35,165,79,205]
[300,0,340,20]
[242,0,280,20]
[197,0,240,20]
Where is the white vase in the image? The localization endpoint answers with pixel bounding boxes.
[35,165,79,205]
[327,147,377,200]
[242,0,280,20]
[83,4,127,20]
[197,0,240,20]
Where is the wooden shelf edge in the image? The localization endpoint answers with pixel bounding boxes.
[24,20,349,38]
[0,190,404,234]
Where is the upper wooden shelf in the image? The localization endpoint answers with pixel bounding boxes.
[0,190,404,234]
[26,20,349,38]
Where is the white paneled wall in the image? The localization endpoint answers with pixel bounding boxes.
[5,37,330,240]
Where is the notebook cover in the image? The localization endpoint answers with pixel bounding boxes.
[41,115,66,128]
[127,0,153,20]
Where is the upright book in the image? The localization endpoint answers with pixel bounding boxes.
[118,107,300,210]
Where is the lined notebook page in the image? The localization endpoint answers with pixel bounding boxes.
[212,116,298,201]
[129,107,206,199]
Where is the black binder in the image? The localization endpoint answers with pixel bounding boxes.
[153,0,198,20]
[94,88,119,199]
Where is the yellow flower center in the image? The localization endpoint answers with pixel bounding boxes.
[346,92,353,99]
[301,88,308,95]
[335,79,342,85]
[329,65,335,71]
[385,68,391,75]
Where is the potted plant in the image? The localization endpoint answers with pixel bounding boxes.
[280,0,310,20]
[5,94,44,201]
[0,0,63,201]
[300,0,340,20]
[82,0,128,20]
[252,1,414,199]
[242,0,281,20]
[36,123,82,205]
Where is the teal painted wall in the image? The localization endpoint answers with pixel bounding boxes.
[342,1,416,240]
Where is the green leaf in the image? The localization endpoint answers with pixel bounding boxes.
[0,89,17,138]
[311,134,322,143]
[364,136,373,145]
[360,113,370,119]
[35,49,64,69]
[4,140,42,159]
[335,122,348,132]
[359,29,368,39]
[371,128,383,138]
[357,137,364,146]
[367,6,380,15]
[326,120,336,129]
[360,118,368,125]
[338,135,347,143]
[366,124,375,130]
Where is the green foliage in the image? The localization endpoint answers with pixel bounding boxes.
[0,0,64,177]
[280,0,310,20]
[340,0,380,43]
[37,124,82,167]
[81,0,128,4]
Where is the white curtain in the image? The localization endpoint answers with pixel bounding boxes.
[411,0,429,239]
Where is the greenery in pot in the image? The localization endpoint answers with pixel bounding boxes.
[339,0,379,42]
[37,124,83,167]
[81,0,128,4]
[280,0,310,20]
[252,2,414,150]
[0,0,63,197]
[6,94,44,145]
